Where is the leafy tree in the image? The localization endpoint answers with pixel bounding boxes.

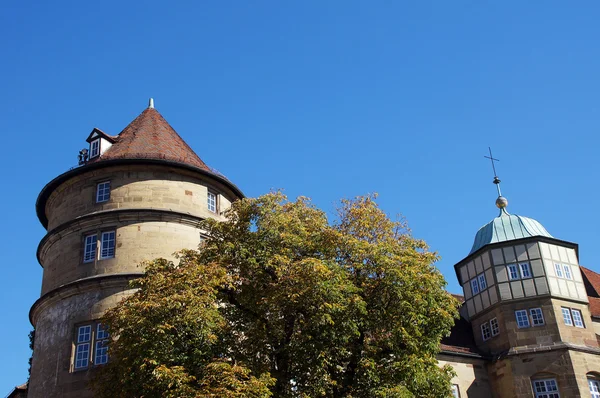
[93,192,458,397]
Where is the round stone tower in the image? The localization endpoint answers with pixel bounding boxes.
[28,100,244,397]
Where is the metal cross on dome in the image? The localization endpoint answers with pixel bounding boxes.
[484,147,503,197]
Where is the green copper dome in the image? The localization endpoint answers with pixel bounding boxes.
[470,208,553,254]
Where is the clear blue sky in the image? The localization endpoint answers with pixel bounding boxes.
[2,1,600,392]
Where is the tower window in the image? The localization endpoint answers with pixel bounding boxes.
[451,384,460,398]
[519,262,531,278]
[490,318,499,336]
[571,309,584,328]
[96,181,111,203]
[481,322,491,341]
[207,191,217,213]
[471,279,479,295]
[90,139,100,158]
[589,378,600,398]
[554,263,564,278]
[563,265,572,280]
[515,310,530,328]
[83,234,97,263]
[507,264,519,280]
[530,308,545,326]
[561,307,573,326]
[73,322,110,371]
[83,230,116,263]
[532,378,559,398]
[478,274,487,290]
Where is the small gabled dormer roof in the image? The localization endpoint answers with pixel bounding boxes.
[85,128,117,144]
[86,102,210,171]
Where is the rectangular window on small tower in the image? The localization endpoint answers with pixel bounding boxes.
[515,310,530,328]
[519,262,531,278]
[507,264,519,280]
[530,308,545,326]
[96,181,111,203]
[490,318,500,336]
[562,307,573,326]
[478,274,487,290]
[532,378,559,398]
[480,322,491,341]
[207,191,217,213]
[471,279,479,295]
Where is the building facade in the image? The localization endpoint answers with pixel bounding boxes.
[21,101,600,397]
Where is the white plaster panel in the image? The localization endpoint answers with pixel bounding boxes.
[548,277,560,295]
[515,245,528,262]
[475,256,483,274]
[495,266,508,283]
[499,283,512,300]
[467,261,476,279]
[567,249,578,264]
[523,279,536,297]
[558,246,569,263]
[489,287,499,304]
[572,266,583,283]
[558,279,568,296]
[527,242,541,259]
[460,266,469,284]
[510,281,524,298]
[539,242,551,259]
[544,258,556,277]
[549,244,560,261]
[474,295,483,313]
[534,277,549,295]
[481,290,490,309]
[503,247,517,263]
[482,252,491,269]
[530,259,544,277]
[463,282,472,299]
[577,284,589,301]
[485,268,494,287]
[566,281,577,298]
[466,299,475,317]
[491,249,504,265]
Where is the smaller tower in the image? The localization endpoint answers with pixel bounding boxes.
[453,152,600,397]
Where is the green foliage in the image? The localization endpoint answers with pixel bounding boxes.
[28,329,35,381]
[93,192,458,397]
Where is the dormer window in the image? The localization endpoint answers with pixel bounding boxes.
[90,139,100,158]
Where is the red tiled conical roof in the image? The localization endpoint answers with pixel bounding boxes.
[89,107,210,171]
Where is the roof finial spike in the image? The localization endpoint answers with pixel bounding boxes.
[484,147,508,211]
[148,98,155,109]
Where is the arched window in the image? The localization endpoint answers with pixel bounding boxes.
[587,373,600,398]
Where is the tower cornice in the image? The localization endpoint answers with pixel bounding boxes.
[36,158,245,229]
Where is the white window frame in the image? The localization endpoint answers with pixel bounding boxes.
[554,263,563,278]
[96,181,111,203]
[471,278,479,295]
[571,309,584,328]
[589,378,600,398]
[490,317,500,336]
[519,262,532,278]
[562,264,572,280]
[207,190,217,213]
[561,307,573,326]
[530,308,545,326]
[507,264,519,280]
[83,234,98,263]
[451,384,460,398]
[478,274,487,290]
[515,309,530,328]
[481,322,491,341]
[90,139,100,158]
[74,325,92,369]
[73,322,109,371]
[99,231,116,259]
[532,378,559,398]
